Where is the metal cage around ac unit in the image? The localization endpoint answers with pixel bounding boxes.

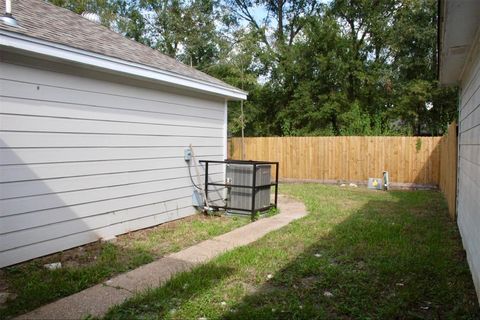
[199,160,279,218]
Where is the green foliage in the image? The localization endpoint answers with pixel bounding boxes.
[264,206,280,217]
[48,0,119,26]
[339,102,382,136]
[416,138,422,152]
[223,0,457,136]
[49,0,458,136]
[252,206,279,221]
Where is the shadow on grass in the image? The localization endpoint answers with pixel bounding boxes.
[1,214,250,319]
[105,264,235,319]
[1,243,154,319]
[222,191,479,319]
[102,187,480,319]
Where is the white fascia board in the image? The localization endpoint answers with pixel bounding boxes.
[438,0,480,86]
[0,30,248,100]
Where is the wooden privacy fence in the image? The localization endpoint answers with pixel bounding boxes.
[439,122,457,219]
[229,136,443,186]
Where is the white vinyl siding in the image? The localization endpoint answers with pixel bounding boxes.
[457,40,480,300]
[0,59,227,267]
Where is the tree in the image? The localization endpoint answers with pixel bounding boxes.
[137,0,232,70]
[389,0,457,135]
[50,0,457,136]
[49,0,119,26]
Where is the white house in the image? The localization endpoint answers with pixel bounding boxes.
[439,0,480,302]
[0,0,246,267]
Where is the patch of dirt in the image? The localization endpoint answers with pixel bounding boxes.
[4,213,216,271]
[240,282,259,295]
[299,276,320,290]
[117,215,198,243]
[355,260,367,270]
[0,270,16,308]
[453,248,467,262]
[409,207,436,217]
[0,270,8,292]
[338,199,361,210]
[258,283,283,294]
[236,281,286,296]
[14,241,105,270]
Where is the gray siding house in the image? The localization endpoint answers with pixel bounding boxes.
[0,0,246,267]
[439,0,480,302]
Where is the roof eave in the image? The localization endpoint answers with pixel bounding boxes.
[0,30,248,100]
[438,0,480,86]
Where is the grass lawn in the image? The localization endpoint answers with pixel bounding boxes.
[103,184,480,319]
[0,214,250,319]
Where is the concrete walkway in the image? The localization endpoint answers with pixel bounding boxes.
[17,195,307,319]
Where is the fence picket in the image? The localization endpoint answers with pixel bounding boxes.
[229,135,444,186]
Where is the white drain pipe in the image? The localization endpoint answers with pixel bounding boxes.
[1,0,18,27]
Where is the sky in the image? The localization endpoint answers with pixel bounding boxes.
[238,0,332,27]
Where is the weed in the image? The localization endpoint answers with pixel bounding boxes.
[0,214,249,319]
[102,184,479,319]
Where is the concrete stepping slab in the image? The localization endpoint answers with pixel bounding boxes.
[16,283,131,320]
[168,239,235,264]
[16,195,306,320]
[214,219,284,246]
[107,257,195,293]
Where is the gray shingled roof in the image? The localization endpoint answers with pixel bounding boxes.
[0,0,240,91]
